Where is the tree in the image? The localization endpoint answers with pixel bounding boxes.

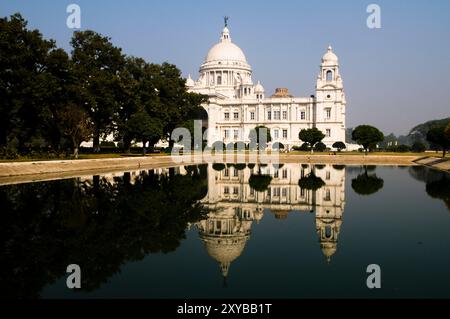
[352,125,384,154]
[125,109,163,155]
[249,126,272,150]
[298,128,325,153]
[411,141,426,153]
[0,14,73,155]
[332,141,346,152]
[57,104,93,159]
[427,123,450,157]
[427,122,450,157]
[71,30,126,152]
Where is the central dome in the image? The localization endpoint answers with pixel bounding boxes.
[204,27,248,64]
[205,42,247,63]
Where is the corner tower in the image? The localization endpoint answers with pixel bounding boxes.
[315,46,347,147]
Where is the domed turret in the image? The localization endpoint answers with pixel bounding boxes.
[254,81,265,93]
[186,74,195,87]
[322,45,339,65]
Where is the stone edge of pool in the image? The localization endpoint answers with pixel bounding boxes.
[0,154,439,186]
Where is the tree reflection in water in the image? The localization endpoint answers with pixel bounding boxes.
[0,165,208,298]
[351,166,384,196]
[409,166,450,212]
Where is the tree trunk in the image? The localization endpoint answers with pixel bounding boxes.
[73,146,79,159]
[93,127,100,153]
[142,140,147,156]
[123,136,132,154]
[443,148,447,158]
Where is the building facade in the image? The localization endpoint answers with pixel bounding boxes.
[187,24,347,150]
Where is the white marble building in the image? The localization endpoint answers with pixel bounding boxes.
[187,23,347,150]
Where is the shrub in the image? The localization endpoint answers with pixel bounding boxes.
[314,142,327,152]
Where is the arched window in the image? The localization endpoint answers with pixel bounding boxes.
[217,75,222,85]
[325,226,332,239]
[326,70,333,82]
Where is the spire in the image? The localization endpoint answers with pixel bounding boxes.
[221,26,231,43]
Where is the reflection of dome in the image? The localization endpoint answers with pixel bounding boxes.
[322,45,338,64]
[205,27,248,63]
[201,234,249,277]
[321,243,337,263]
[271,210,290,220]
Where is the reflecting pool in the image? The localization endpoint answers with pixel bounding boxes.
[1,164,449,298]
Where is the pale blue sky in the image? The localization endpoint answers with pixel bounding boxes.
[1,0,449,135]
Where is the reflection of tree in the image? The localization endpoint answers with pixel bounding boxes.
[426,176,450,212]
[298,170,326,213]
[212,163,226,171]
[248,174,272,192]
[351,166,384,196]
[0,165,208,298]
[409,166,450,212]
[298,173,326,191]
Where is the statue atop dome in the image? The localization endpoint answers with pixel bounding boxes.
[224,16,229,27]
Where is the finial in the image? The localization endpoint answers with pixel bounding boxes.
[224,16,229,27]
[328,44,332,51]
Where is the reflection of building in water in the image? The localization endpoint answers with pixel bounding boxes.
[197,163,346,278]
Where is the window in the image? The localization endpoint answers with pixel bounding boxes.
[326,70,333,82]
[326,171,331,180]
[282,169,288,179]
[325,189,331,201]
[250,112,255,120]
[325,226,332,238]
[250,188,255,196]
[224,112,230,120]
[224,186,229,194]
[300,188,305,197]
[224,168,229,177]
[282,188,287,197]
[234,112,239,120]
[326,108,331,119]
[268,111,272,120]
[233,187,239,194]
[300,111,306,120]
[282,129,288,139]
[217,75,222,85]
[224,129,229,138]
[233,168,238,177]
[326,129,331,137]
[283,110,287,120]
[274,188,280,197]
[234,129,239,139]
[274,129,279,139]
[274,111,281,120]
[274,170,279,178]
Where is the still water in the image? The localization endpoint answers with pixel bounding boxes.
[1,163,449,299]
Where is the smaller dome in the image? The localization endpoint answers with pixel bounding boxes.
[186,74,195,87]
[254,81,265,93]
[322,45,338,64]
